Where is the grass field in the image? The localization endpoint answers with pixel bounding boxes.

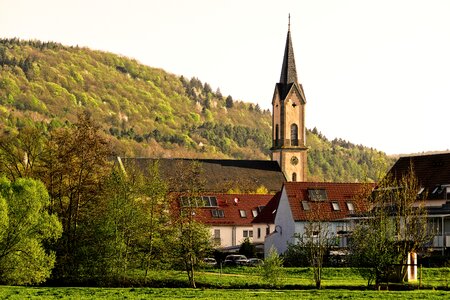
[0,267,449,299]
[1,287,449,299]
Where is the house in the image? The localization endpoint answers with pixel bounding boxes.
[252,192,281,249]
[382,152,450,253]
[264,182,373,256]
[117,157,285,251]
[176,193,278,252]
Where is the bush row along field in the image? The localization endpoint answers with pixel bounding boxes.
[1,268,449,299]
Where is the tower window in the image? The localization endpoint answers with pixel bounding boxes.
[291,124,298,146]
[275,124,279,146]
[292,172,297,182]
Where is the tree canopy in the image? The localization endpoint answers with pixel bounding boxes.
[0,38,394,183]
[0,176,62,285]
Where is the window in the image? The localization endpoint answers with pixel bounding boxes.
[292,172,297,182]
[257,205,265,212]
[291,124,298,146]
[181,196,217,207]
[308,189,327,201]
[211,209,225,218]
[331,201,340,211]
[239,210,247,218]
[266,226,270,236]
[202,196,217,207]
[252,209,258,218]
[213,229,221,245]
[257,228,261,239]
[301,201,310,211]
[346,202,354,211]
[243,230,253,238]
[275,124,279,145]
[180,196,190,207]
[336,224,349,235]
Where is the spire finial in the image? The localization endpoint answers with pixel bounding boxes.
[288,13,291,31]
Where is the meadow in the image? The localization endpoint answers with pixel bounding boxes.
[1,286,449,300]
[1,267,449,299]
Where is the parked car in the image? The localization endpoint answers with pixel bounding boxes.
[202,257,217,267]
[245,258,264,267]
[223,254,247,266]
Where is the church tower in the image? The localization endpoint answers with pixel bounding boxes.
[271,17,307,182]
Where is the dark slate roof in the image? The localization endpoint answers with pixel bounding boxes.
[385,152,450,199]
[118,157,286,193]
[283,182,374,222]
[252,192,281,224]
[276,28,306,102]
[279,30,298,85]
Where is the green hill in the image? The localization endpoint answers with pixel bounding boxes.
[0,38,394,182]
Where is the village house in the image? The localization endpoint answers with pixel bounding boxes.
[381,152,450,254]
[177,193,277,253]
[264,182,373,256]
[117,157,285,250]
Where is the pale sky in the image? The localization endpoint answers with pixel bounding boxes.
[1,0,449,155]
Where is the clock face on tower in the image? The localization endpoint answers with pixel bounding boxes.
[290,156,299,166]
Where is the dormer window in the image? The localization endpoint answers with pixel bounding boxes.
[308,189,327,201]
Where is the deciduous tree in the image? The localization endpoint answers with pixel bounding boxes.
[260,246,284,287]
[288,210,336,289]
[169,160,212,288]
[42,111,112,280]
[0,177,62,285]
[349,167,430,286]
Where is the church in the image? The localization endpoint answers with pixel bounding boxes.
[119,18,307,190]
[118,19,450,258]
[117,20,370,254]
[270,19,308,183]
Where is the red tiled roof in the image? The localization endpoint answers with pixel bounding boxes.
[252,192,281,224]
[284,182,374,222]
[174,193,276,226]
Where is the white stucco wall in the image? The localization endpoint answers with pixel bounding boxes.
[253,224,275,243]
[210,225,256,248]
[264,186,295,256]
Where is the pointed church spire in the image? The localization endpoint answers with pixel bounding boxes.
[288,13,291,32]
[279,14,298,85]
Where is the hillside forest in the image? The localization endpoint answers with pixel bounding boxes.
[0,38,395,182]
